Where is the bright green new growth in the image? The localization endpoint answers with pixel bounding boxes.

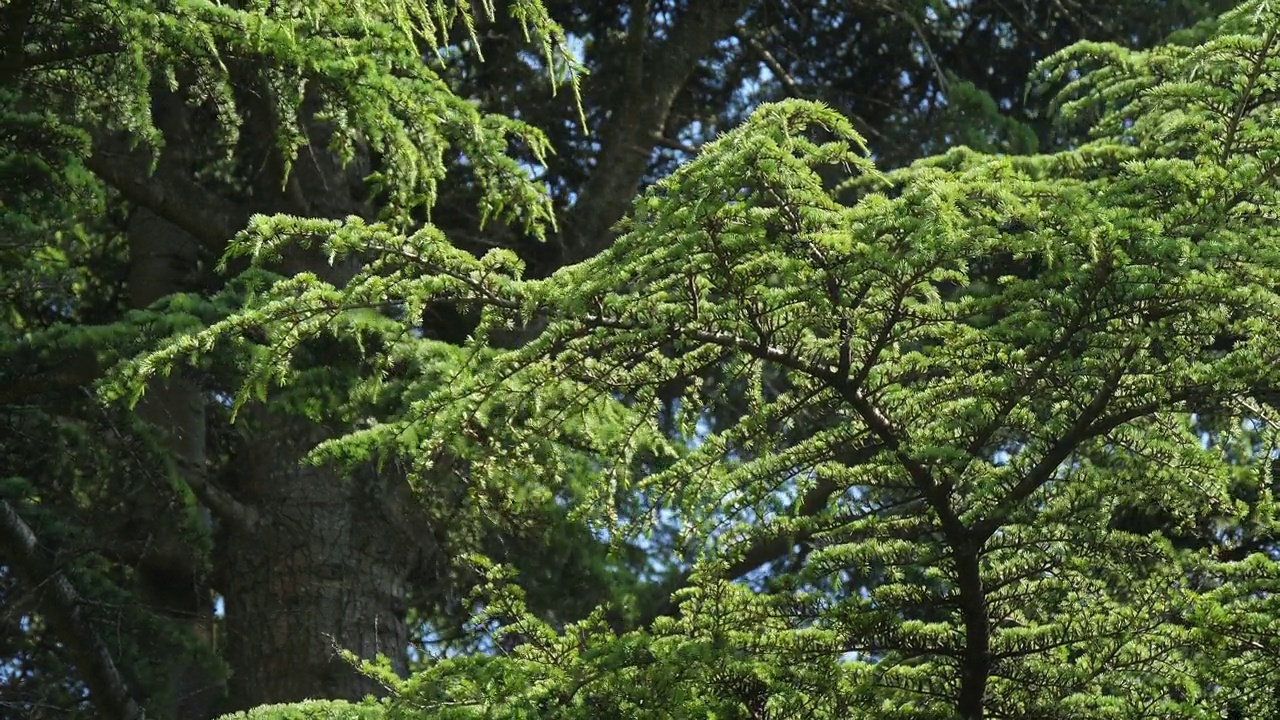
[158,0,1280,717]
[4,0,580,244]
[217,700,383,720]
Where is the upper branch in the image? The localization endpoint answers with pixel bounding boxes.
[555,0,751,269]
[975,340,1177,538]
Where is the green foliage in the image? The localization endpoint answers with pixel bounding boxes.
[217,700,383,720]
[8,0,1279,717]
[135,1,1280,716]
[3,0,581,228]
[377,561,855,719]
[3,0,595,716]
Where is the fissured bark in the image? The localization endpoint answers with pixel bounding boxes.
[217,417,416,711]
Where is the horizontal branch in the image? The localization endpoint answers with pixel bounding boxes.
[192,469,260,533]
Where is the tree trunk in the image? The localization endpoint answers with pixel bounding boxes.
[202,95,417,711]
[106,80,419,716]
[216,416,416,710]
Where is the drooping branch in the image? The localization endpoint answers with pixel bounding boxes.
[0,500,144,720]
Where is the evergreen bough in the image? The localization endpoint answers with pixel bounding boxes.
[133,0,1280,717]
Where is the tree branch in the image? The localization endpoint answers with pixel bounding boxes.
[732,25,880,143]
[554,0,751,270]
[85,132,246,257]
[635,442,885,628]
[976,340,1146,537]
[0,500,144,720]
[192,470,260,533]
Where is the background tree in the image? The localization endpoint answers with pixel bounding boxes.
[0,1,1242,719]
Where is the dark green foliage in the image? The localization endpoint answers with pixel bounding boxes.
[3,1,584,716]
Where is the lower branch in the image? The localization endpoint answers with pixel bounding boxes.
[0,499,144,720]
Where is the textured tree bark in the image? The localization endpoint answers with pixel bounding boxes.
[105,83,413,716]
[217,420,415,709]
[128,206,418,710]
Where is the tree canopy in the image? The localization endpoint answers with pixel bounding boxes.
[127,0,1280,717]
[4,0,1278,719]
